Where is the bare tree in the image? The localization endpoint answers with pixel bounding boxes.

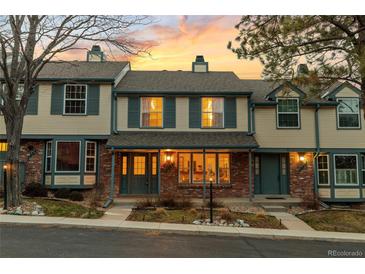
[0,15,152,207]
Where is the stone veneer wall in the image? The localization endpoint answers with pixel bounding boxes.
[289,152,315,201]
[159,151,251,198]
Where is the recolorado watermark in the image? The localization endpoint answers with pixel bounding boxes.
[328,249,363,257]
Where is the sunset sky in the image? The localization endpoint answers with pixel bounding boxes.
[62,16,263,79]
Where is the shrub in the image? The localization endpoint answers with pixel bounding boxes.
[154,207,168,216]
[218,208,234,222]
[176,197,193,209]
[22,182,48,197]
[205,199,225,208]
[54,188,71,199]
[69,191,84,201]
[135,198,157,209]
[158,197,177,208]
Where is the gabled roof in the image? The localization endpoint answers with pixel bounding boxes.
[0,61,129,81]
[114,70,253,94]
[321,81,362,99]
[107,131,258,149]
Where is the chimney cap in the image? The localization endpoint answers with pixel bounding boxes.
[297,64,309,76]
[91,45,101,52]
[195,55,205,63]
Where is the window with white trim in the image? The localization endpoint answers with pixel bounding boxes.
[337,98,360,128]
[1,83,24,104]
[317,155,329,185]
[334,154,358,185]
[362,154,365,185]
[85,141,97,173]
[64,84,87,114]
[140,97,163,128]
[45,141,52,173]
[202,97,224,128]
[56,141,80,172]
[277,98,300,128]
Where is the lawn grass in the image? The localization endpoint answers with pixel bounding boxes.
[297,210,365,233]
[27,198,104,219]
[127,209,286,229]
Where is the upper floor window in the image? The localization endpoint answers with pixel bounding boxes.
[202,97,224,128]
[64,84,87,115]
[277,98,300,128]
[337,98,360,128]
[1,83,24,103]
[141,97,163,128]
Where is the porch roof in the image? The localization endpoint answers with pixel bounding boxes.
[106,131,258,149]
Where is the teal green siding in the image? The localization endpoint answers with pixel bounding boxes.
[50,84,64,115]
[224,97,236,128]
[26,86,39,115]
[189,97,201,128]
[87,84,100,115]
[163,97,176,128]
[128,96,140,128]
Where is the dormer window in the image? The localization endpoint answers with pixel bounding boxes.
[277,98,300,128]
[202,97,224,128]
[337,98,360,128]
[141,97,163,128]
[64,84,87,115]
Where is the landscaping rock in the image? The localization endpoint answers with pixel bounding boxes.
[15,207,23,215]
[31,210,39,216]
[193,220,202,225]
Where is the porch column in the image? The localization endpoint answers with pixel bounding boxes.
[248,149,253,202]
[103,148,115,208]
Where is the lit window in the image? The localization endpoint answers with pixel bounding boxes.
[56,141,80,172]
[334,155,358,185]
[193,153,204,183]
[85,141,96,173]
[141,97,163,128]
[152,155,157,176]
[277,98,300,128]
[64,84,87,114]
[202,97,224,128]
[218,154,230,184]
[205,154,217,183]
[122,156,128,175]
[0,142,8,152]
[317,155,329,185]
[45,141,52,172]
[133,156,146,175]
[337,98,360,128]
[179,153,191,184]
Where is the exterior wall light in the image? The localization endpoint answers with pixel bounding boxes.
[164,150,174,163]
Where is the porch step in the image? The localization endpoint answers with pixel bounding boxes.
[261,205,288,213]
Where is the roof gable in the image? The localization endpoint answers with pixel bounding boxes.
[322,81,361,99]
[265,82,306,100]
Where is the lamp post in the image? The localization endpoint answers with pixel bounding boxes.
[3,164,8,210]
[209,177,213,223]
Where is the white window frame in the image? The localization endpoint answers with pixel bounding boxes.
[85,141,97,173]
[1,83,24,103]
[201,97,225,129]
[55,140,81,173]
[362,154,365,185]
[336,98,361,129]
[276,97,300,129]
[317,154,330,186]
[63,84,88,115]
[333,154,359,186]
[140,97,164,128]
[45,141,52,173]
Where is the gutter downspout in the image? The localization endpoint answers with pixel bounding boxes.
[248,149,253,202]
[313,104,321,197]
[103,148,115,208]
[111,89,118,134]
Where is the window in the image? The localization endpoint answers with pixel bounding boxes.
[337,98,360,128]
[179,152,231,184]
[254,155,260,176]
[281,155,287,176]
[334,154,358,185]
[152,155,157,176]
[202,97,224,128]
[141,97,163,128]
[64,84,87,115]
[277,98,300,128]
[0,142,8,152]
[218,154,230,184]
[317,155,329,185]
[362,154,365,185]
[56,141,80,172]
[45,141,52,172]
[133,156,146,175]
[85,141,96,173]
[1,84,24,103]
[179,153,191,184]
[122,156,128,175]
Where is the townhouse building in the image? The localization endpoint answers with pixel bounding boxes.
[1,48,364,204]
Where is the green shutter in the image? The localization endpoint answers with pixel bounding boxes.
[50,84,64,115]
[87,84,100,115]
[224,97,236,128]
[189,97,201,128]
[163,97,176,128]
[26,85,39,115]
[128,96,140,128]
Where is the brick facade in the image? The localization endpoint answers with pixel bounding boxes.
[19,140,44,186]
[288,152,315,201]
[159,151,252,198]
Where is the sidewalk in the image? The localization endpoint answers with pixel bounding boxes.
[1,214,364,243]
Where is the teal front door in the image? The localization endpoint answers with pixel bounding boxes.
[254,153,289,195]
[120,153,158,195]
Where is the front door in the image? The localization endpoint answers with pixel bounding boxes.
[254,153,289,195]
[120,153,158,195]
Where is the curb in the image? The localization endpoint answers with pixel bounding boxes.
[1,219,364,243]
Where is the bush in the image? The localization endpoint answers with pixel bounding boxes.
[218,208,234,222]
[158,197,177,208]
[22,182,48,197]
[135,198,157,209]
[69,191,84,201]
[205,199,225,208]
[54,188,71,199]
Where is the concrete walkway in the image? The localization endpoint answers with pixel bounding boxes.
[270,212,314,231]
[1,214,364,243]
[101,205,131,221]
